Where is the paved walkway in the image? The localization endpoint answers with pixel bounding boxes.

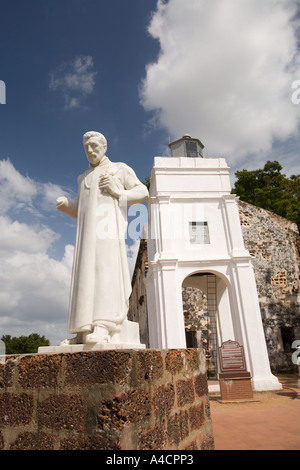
[209,374,300,450]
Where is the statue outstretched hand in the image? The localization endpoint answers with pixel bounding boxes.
[56,196,69,209]
[56,196,78,219]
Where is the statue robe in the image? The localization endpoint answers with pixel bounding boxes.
[59,157,148,334]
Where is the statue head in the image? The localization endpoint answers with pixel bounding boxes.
[83,131,107,167]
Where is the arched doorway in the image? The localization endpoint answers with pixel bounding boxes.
[182,271,232,379]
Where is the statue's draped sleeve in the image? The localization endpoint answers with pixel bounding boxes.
[117,164,149,206]
[57,179,79,219]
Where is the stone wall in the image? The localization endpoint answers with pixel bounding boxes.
[128,240,150,347]
[0,349,214,450]
[238,200,300,371]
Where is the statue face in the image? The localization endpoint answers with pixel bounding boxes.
[84,137,106,166]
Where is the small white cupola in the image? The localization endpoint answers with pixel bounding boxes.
[168,134,204,158]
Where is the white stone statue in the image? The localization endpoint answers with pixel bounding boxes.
[56,131,148,347]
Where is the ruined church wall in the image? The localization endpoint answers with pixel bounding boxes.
[128,240,150,347]
[238,200,300,371]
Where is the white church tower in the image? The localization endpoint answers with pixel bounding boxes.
[145,135,281,391]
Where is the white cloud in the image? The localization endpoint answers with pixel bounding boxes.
[140,0,300,170]
[0,159,74,344]
[0,159,74,217]
[49,55,97,109]
[0,159,37,215]
[0,216,72,345]
[0,216,58,254]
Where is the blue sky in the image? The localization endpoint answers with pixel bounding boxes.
[0,0,300,345]
[0,0,161,183]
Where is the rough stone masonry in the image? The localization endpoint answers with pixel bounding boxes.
[0,348,214,450]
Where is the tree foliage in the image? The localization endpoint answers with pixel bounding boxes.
[1,333,50,354]
[232,161,300,230]
[142,175,151,190]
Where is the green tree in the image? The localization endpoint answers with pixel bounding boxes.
[232,161,300,230]
[1,333,50,354]
[142,175,151,190]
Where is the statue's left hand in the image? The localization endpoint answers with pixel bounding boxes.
[99,174,121,199]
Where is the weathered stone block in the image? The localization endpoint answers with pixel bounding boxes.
[0,393,33,427]
[189,403,205,431]
[182,349,200,371]
[18,354,62,389]
[10,432,56,450]
[135,349,164,382]
[64,351,115,386]
[201,434,215,450]
[176,377,195,406]
[194,373,208,397]
[165,350,184,374]
[37,394,85,430]
[60,434,120,451]
[138,425,167,450]
[152,383,175,418]
[64,351,133,387]
[97,388,151,431]
[167,410,189,445]
[0,360,15,388]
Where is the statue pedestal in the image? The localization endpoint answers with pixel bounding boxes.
[0,348,214,450]
[38,320,145,354]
